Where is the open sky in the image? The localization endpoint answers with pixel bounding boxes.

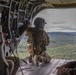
[32,8,76,32]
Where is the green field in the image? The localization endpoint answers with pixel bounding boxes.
[16,32,76,60]
[47,44,76,60]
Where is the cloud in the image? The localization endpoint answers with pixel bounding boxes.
[44,26,76,32]
[33,8,76,32]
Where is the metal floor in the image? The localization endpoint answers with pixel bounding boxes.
[15,58,74,75]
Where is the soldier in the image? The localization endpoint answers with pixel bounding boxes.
[25,17,51,65]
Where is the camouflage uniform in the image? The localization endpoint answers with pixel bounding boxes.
[26,27,50,55]
[26,17,51,64]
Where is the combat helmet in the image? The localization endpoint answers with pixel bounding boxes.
[34,17,47,29]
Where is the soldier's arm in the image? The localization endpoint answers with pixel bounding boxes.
[43,31,50,46]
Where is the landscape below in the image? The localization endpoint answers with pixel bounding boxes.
[16,32,76,60]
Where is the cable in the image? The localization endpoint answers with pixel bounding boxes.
[8,1,25,74]
[6,59,14,75]
[11,47,25,75]
[9,28,25,75]
[10,31,27,75]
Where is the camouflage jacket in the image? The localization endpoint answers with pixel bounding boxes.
[26,27,50,55]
